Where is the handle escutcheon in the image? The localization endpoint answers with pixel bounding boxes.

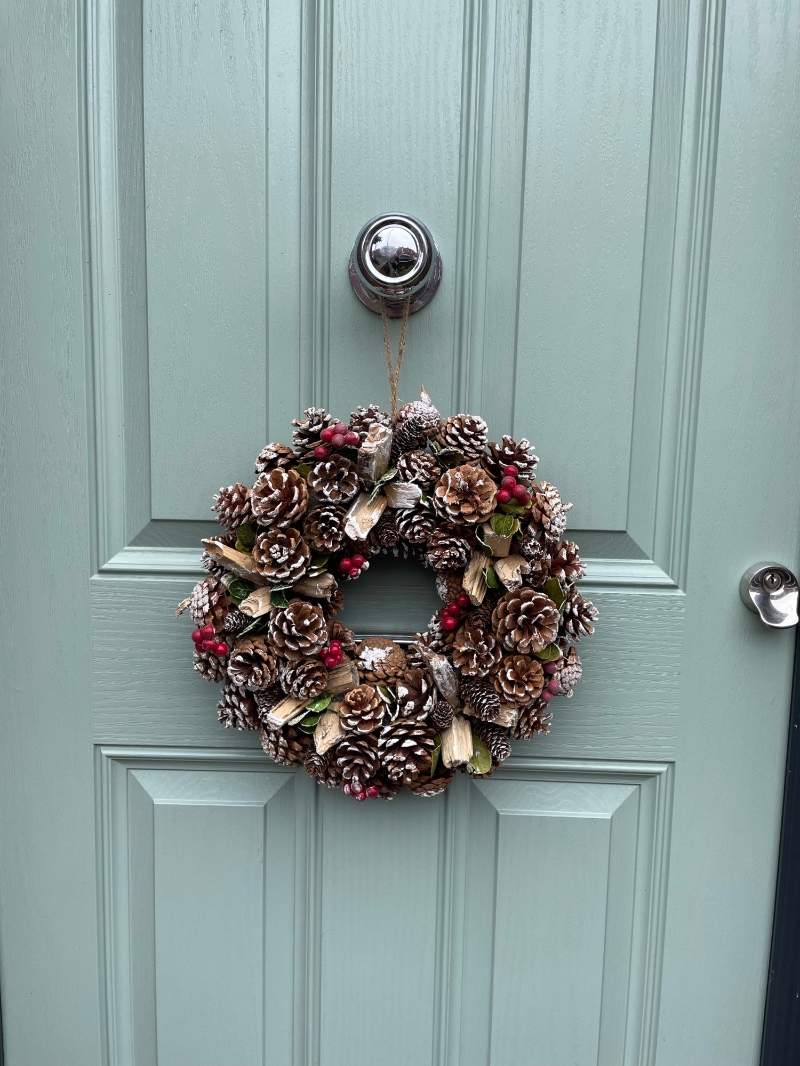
[740,563,799,629]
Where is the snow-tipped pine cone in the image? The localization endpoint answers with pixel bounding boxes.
[217,681,259,730]
[291,407,335,449]
[397,508,437,545]
[189,575,231,631]
[432,464,497,526]
[355,637,407,683]
[303,504,347,554]
[279,657,328,700]
[395,449,441,489]
[561,589,598,640]
[252,526,310,583]
[472,719,512,764]
[336,732,380,787]
[227,636,278,690]
[254,442,297,475]
[452,623,502,676]
[378,717,436,785]
[251,468,309,527]
[492,654,544,706]
[307,455,359,503]
[268,599,328,660]
[492,588,560,655]
[340,684,384,733]
[396,668,436,721]
[549,540,585,584]
[349,404,390,443]
[483,435,539,480]
[460,677,501,721]
[557,646,582,697]
[212,483,253,530]
[513,700,552,740]
[529,481,572,541]
[437,414,489,459]
[424,525,473,571]
[260,725,311,766]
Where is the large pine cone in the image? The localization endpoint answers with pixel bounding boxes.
[279,657,328,700]
[513,700,552,740]
[396,508,436,545]
[424,525,473,570]
[529,481,572,541]
[396,668,436,721]
[291,407,335,449]
[460,677,501,721]
[212,483,253,530]
[438,414,489,459]
[269,599,328,659]
[189,575,231,630]
[217,681,259,730]
[227,635,278,690]
[349,404,390,443]
[303,504,347,553]
[355,637,407,683]
[493,654,544,706]
[549,541,585,584]
[252,526,310,582]
[483,435,538,480]
[255,442,297,475]
[430,699,456,731]
[396,393,441,437]
[452,623,502,676]
[260,725,311,766]
[340,684,384,733]
[492,588,560,654]
[336,732,380,787]
[193,647,226,682]
[433,464,497,525]
[395,450,440,490]
[251,468,309,527]
[561,589,598,640]
[557,646,582,697]
[378,717,436,785]
[409,769,454,797]
[307,455,359,503]
[472,720,512,764]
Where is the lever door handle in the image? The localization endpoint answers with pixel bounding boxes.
[740,563,799,628]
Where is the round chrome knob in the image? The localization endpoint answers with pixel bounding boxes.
[348,214,442,317]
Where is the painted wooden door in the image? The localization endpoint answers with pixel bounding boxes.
[3,0,800,1063]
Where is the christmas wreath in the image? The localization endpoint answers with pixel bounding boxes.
[177,389,597,800]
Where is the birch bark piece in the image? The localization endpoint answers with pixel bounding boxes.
[314,709,346,754]
[481,523,513,558]
[238,587,274,617]
[356,423,393,484]
[265,695,310,728]
[492,553,531,592]
[383,481,422,509]
[291,572,337,598]
[201,539,268,585]
[419,650,460,708]
[325,660,360,695]
[441,716,473,768]
[344,492,388,541]
[462,551,489,605]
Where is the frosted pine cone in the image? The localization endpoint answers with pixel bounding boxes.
[556,646,582,697]
[430,699,455,731]
[189,575,231,631]
[435,569,464,603]
[268,599,328,660]
[303,504,347,554]
[409,770,454,796]
[513,700,552,740]
[328,620,357,653]
[252,685,284,722]
[227,636,278,690]
[395,449,441,490]
[396,508,436,545]
[433,464,497,526]
[483,435,539,480]
[396,390,441,437]
[212,483,253,530]
[493,654,544,706]
[223,608,251,636]
[374,511,401,550]
[217,682,259,730]
[549,540,585,584]
[529,481,572,541]
[492,588,560,654]
[307,455,359,503]
[391,415,430,458]
[304,749,331,780]
[355,637,407,683]
[452,623,502,676]
[424,525,473,571]
[336,733,380,787]
[438,414,489,459]
[396,668,436,721]
[460,678,501,721]
[252,526,310,583]
[340,684,384,733]
[472,720,512,764]
[251,468,309,527]
[349,404,390,443]
[291,407,335,449]
[516,528,551,583]
[193,647,226,682]
[561,589,598,640]
[255,442,297,475]
[378,717,436,785]
[260,725,311,766]
[279,657,328,700]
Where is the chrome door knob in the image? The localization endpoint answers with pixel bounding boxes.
[348,214,442,317]
[740,563,799,628]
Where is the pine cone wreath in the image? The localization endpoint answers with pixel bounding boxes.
[340,684,384,733]
[452,623,503,676]
[529,481,572,541]
[279,657,328,700]
[424,525,473,570]
[483,435,539,480]
[561,589,598,640]
[251,468,309,527]
[409,769,454,797]
[438,414,489,459]
[460,677,501,721]
[217,681,259,730]
[260,725,311,766]
[355,637,407,683]
[396,508,436,545]
[227,635,278,690]
[252,526,311,583]
[433,465,497,526]
[212,483,253,530]
[193,647,226,682]
[291,407,335,450]
[255,441,297,475]
[549,540,585,584]
[307,455,359,503]
[513,700,552,740]
[223,608,251,636]
[472,720,512,765]
[556,646,582,697]
[336,732,380,787]
[395,449,440,490]
[302,504,347,554]
[189,576,231,630]
[269,599,328,660]
[378,717,436,785]
[492,588,560,654]
[493,654,545,706]
[349,404,390,443]
[396,668,436,720]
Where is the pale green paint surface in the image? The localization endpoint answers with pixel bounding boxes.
[2,0,800,1065]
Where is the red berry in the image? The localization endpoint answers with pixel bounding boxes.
[329,640,341,652]
[334,422,348,434]
[457,593,471,608]
[543,662,558,675]
[513,484,531,503]
[345,431,359,446]
[215,642,229,657]
[351,780,365,796]
[547,678,560,693]
[441,615,458,631]
[331,433,346,449]
[355,791,367,801]
[314,444,330,459]
[503,464,519,477]
[343,783,352,796]
[349,567,361,579]
[324,655,339,668]
[200,624,215,639]
[351,554,366,568]
[320,427,334,442]
[366,785,380,798]
[501,476,517,490]
[497,489,512,504]
[201,638,217,652]
[540,689,553,702]
[191,628,203,643]
[339,558,353,572]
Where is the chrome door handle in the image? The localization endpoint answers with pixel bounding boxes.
[740,563,799,628]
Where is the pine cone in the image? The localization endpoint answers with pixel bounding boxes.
[396,508,436,545]
[396,668,436,721]
[252,685,284,722]
[304,749,330,779]
[355,637,407,683]
[516,528,550,583]
[302,504,347,554]
[269,599,328,659]
[336,732,380,787]
[409,770,454,797]
[395,449,440,490]
[529,481,572,541]
[452,623,502,676]
[549,541,585,584]
[378,717,436,785]
[472,720,512,764]
[396,392,441,437]
[374,511,401,550]
[484,435,538,480]
[212,483,253,530]
[329,620,357,653]
[438,414,489,459]
[561,589,598,640]
[435,570,464,603]
[324,586,346,617]
[223,608,251,635]
[433,465,497,526]
[492,588,560,654]
[279,657,328,700]
[252,526,310,583]
[217,681,259,730]
[200,551,225,577]
[557,646,582,697]
[391,415,430,458]
[468,601,496,633]
[513,700,552,740]
[430,699,455,731]
[227,635,278,690]
[307,455,359,503]
[291,407,335,449]
[251,468,309,527]
[493,654,545,706]
[189,576,231,631]
[349,404,390,443]
[460,678,501,721]
[255,442,297,475]
[424,525,473,570]
[412,614,456,655]
[340,684,384,733]
[193,647,226,682]
[260,725,311,766]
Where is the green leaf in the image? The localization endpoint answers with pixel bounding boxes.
[498,501,528,516]
[430,736,441,778]
[237,615,270,638]
[296,462,312,479]
[297,713,322,734]
[543,577,566,610]
[307,555,329,577]
[369,466,398,501]
[227,578,255,604]
[485,565,501,590]
[436,447,467,468]
[306,694,332,714]
[270,589,290,608]
[490,513,520,538]
[234,523,257,551]
[534,643,562,663]
[468,737,492,776]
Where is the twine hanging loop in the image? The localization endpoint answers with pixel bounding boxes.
[379,295,412,420]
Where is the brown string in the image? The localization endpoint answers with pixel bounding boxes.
[379,295,412,420]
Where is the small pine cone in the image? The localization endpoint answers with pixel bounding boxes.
[557,646,582,697]
[227,635,278,690]
[561,589,598,640]
[340,684,384,733]
[193,647,226,682]
[260,725,311,766]
[252,685,284,722]
[217,681,259,730]
[307,455,359,503]
[425,525,473,571]
[349,404,390,443]
[303,504,347,554]
[395,450,440,490]
[412,615,457,656]
[279,657,328,700]
[472,720,512,765]
[430,699,455,731]
[483,435,539,480]
[223,608,251,635]
[493,654,545,706]
[452,623,502,677]
[355,637,407,683]
[409,770,454,797]
[396,508,437,545]
[396,392,441,438]
[316,755,345,789]
[255,441,297,475]
[433,465,497,526]
[461,678,501,721]
[189,575,232,630]
[304,749,330,779]
[200,551,225,577]
[251,468,309,527]
[374,511,401,549]
[435,569,464,603]
[328,620,357,652]
[252,526,311,582]
[468,602,496,633]
[391,415,430,459]
[549,541,585,584]
[492,588,560,654]
[513,700,552,740]
[396,668,436,721]
[529,481,572,541]
[340,530,378,561]
[516,528,551,583]
[291,407,335,449]
[438,414,489,460]
[269,599,328,660]
[336,732,380,787]
[212,483,253,530]
[369,772,403,800]
[324,586,346,617]
[378,717,436,785]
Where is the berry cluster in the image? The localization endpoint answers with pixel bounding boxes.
[495,464,531,506]
[191,623,228,658]
[319,640,344,669]
[314,420,359,459]
[338,553,370,580]
[540,660,561,703]
[343,780,382,801]
[440,591,472,631]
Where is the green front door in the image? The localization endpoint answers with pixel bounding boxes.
[3,0,800,1063]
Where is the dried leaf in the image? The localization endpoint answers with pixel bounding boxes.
[468,737,492,776]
